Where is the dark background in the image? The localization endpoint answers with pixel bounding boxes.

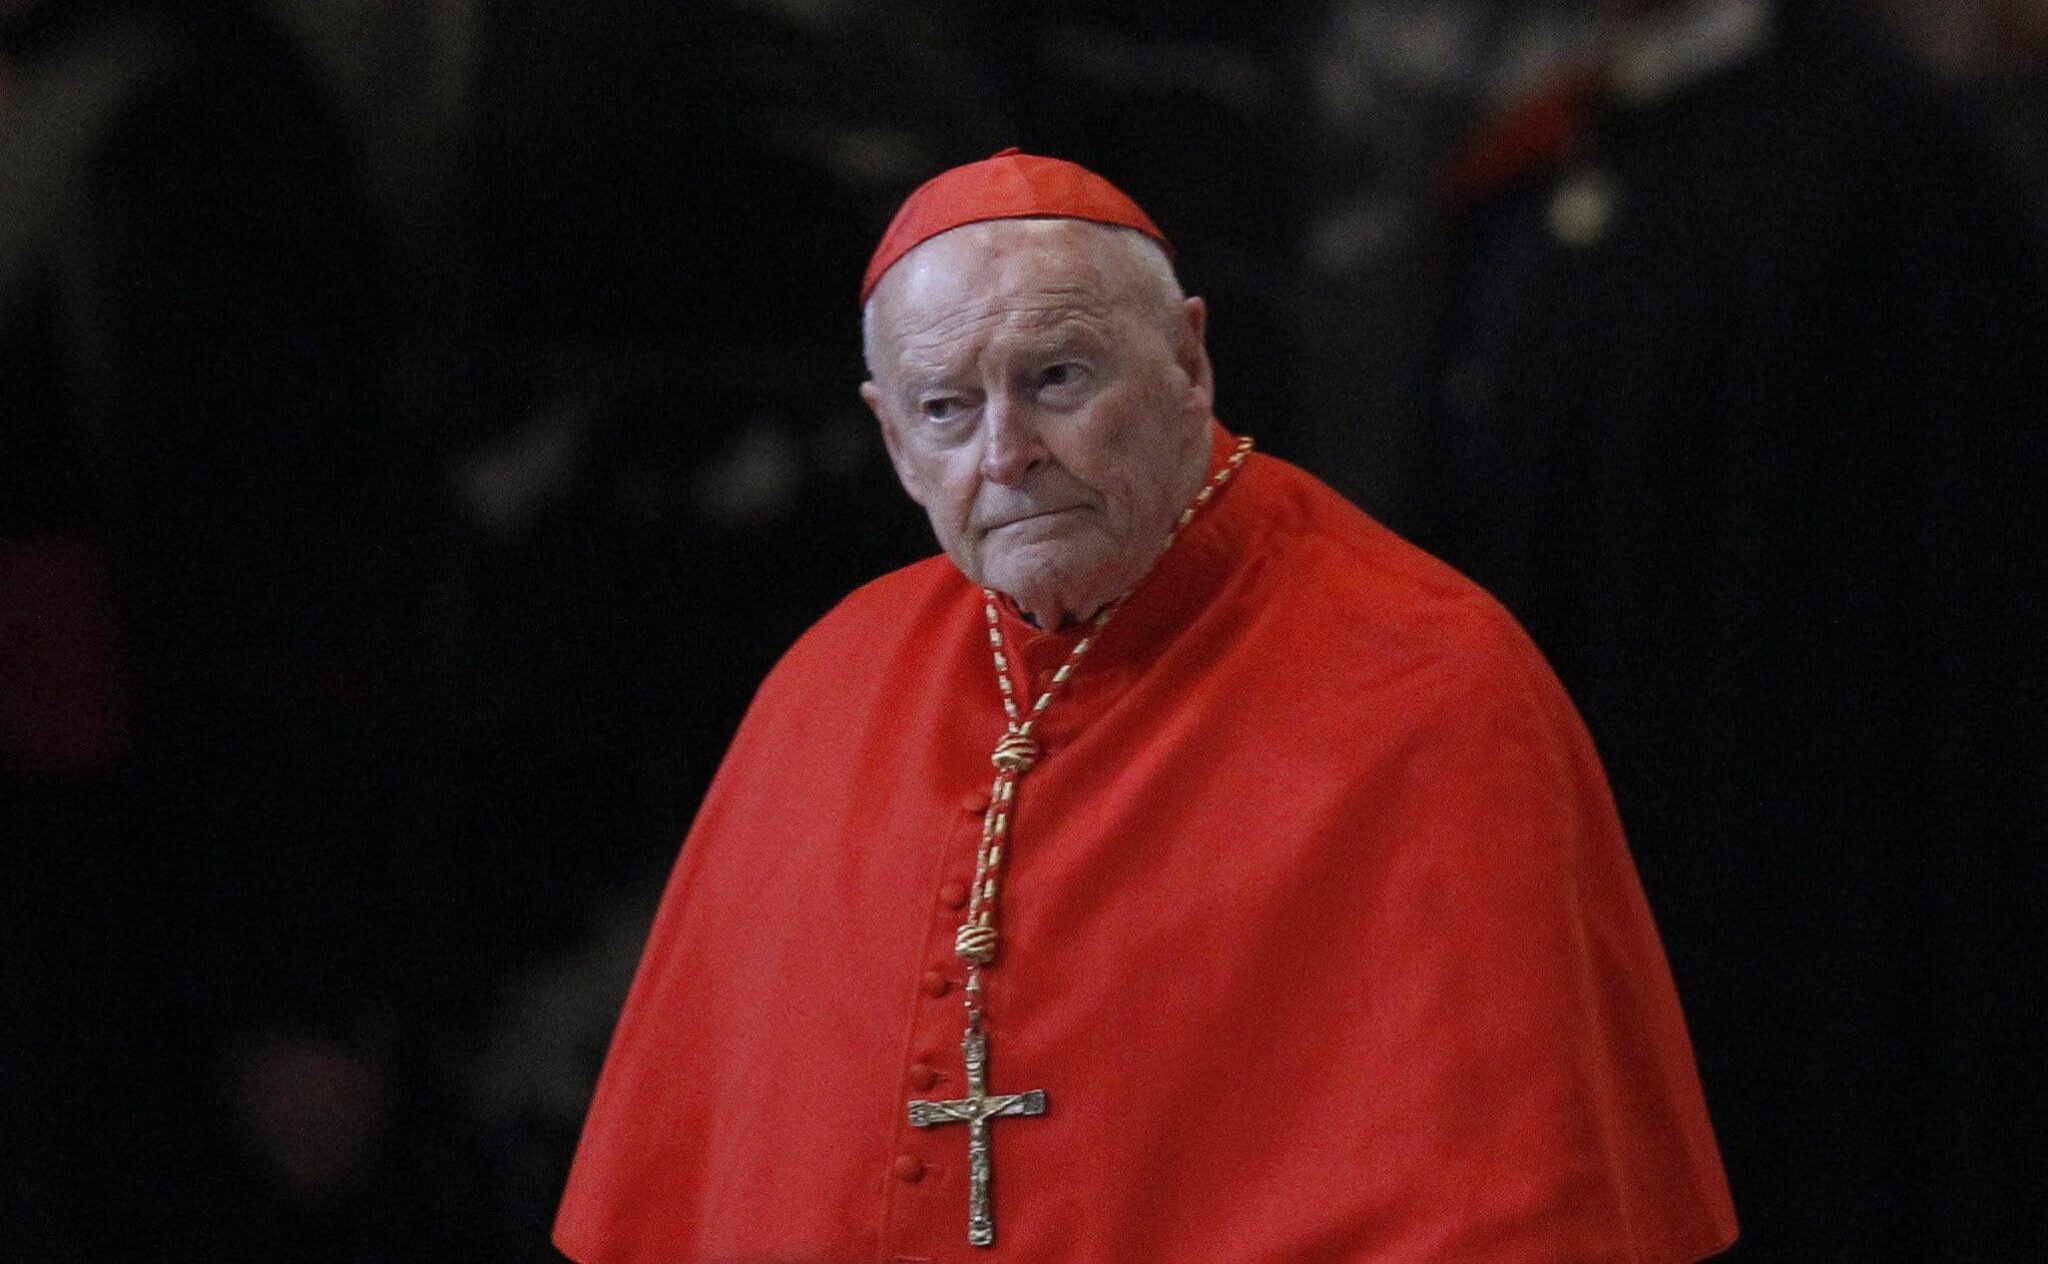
[4,0,2043,1259]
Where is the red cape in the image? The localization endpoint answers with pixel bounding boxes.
[557,426,1736,1262]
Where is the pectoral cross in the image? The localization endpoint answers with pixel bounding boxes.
[906,1025,1047,1247]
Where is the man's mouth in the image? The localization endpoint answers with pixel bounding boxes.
[987,506,1078,532]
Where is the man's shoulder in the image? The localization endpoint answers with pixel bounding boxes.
[1248,455,1555,703]
[1232,462,1597,804]
[1256,456,1523,630]
[812,551,963,632]
[758,552,968,683]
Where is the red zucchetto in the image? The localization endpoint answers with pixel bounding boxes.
[859,147,1172,305]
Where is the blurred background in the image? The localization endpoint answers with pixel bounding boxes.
[3,0,2042,1258]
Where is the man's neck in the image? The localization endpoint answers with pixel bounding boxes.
[1009,590,1106,632]
[1016,605,1095,633]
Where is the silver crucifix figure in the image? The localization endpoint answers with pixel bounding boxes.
[906,1025,1047,1246]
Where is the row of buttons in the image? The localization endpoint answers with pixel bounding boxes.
[897,1048,942,1181]
[897,1038,943,1185]
[891,794,988,1187]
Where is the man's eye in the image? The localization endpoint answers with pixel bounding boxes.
[920,397,964,421]
[1041,363,1085,388]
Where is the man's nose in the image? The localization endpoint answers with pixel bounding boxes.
[978,395,1047,486]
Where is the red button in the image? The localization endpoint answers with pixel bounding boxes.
[893,1154,925,1183]
[958,792,987,815]
[938,881,970,910]
[908,1062,939,1090]
[922,971,951,998]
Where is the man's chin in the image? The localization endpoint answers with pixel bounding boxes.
[980,550,1126,618]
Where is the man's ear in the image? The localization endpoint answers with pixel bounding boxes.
[1175,296,1215,413]
[861,380,928,508]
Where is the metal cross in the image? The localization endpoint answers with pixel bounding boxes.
[906,1025,1047,1247]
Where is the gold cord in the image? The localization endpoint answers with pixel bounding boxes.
[957,436,1254,1028]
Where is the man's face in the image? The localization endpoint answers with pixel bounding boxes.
[859,219,1214,625]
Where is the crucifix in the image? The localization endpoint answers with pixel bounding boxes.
[896,441,1245,1249]
[906,1024,1047,1246]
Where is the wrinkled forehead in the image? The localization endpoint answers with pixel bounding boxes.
[866,219,1158,361]
[888,220,1132,309]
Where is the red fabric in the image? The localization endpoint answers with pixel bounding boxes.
[1437,70,1602,214]
[860,148,1171,305]
[557,425,1737,1263]
[0,535,127,771]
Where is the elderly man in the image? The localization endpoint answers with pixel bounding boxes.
[555,150,1736,1263]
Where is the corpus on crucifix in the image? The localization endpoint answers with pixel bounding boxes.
[907,1025,1047,1247]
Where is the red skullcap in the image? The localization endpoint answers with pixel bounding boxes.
[860,148,1171,306]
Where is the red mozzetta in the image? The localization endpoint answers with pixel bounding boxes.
[557,424,1737,1263]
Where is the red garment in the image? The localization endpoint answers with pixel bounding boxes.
[0,535,126,771]
[1436,70,1601,214]
[860,148,1170,305]
[557,426,1736,1263]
